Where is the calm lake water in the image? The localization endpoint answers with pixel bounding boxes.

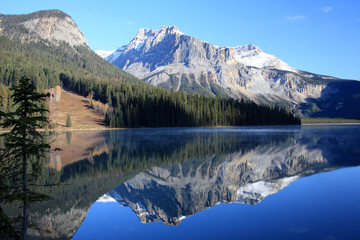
[28,125,360,239]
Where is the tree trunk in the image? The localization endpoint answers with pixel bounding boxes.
[22,148,28,240]
[22,101,28,240]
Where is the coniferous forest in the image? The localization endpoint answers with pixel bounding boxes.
[0,35,301,128]
[61,73,300,127]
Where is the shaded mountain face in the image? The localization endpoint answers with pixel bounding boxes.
[103,26,360,119]
[0,10,88,47]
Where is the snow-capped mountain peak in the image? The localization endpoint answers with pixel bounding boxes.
[233,44,296,72]
[105,26,296,73]
[100,25,335,110]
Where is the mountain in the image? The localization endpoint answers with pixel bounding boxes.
[0,10,87,47]
[102,26,360,119]
[0,10,300,129]
[0,10,141,92]
[95,50,114,59]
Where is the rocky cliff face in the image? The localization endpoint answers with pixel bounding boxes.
[0,10,88,47]
[105,26,338,110]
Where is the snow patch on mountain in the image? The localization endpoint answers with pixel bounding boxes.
[105,45,127,62]
[233,44,297,73]
[95,50,114,59]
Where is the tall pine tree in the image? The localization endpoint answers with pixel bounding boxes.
[0,77,59,239]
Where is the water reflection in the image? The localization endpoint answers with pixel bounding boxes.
[101,126,360,226]
[21,126,360,238]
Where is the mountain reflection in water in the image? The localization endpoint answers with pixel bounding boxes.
[99,126,360,226]
[23,126,360,239]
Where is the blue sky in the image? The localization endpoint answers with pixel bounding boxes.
[1,0,360,80]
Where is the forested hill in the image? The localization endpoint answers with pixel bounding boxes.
[0,10,142,90]
[0,10,300,127]
[61,77,301,127]
[0,36,142,89]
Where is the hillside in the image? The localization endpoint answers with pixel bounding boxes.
[0,10,142,91]
[48,89,106,129]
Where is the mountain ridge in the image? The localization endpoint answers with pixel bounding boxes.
[0,9,88,47]
[0,10,142,92]
[1,10,359,120]
[100,25,360,119]
[0,11,300,129]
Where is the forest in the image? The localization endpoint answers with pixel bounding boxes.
[61,73,301,127]
[0,36,301,127]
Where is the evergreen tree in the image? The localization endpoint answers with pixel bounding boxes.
[0,84,8,113]
[0,77,58,239]
[66,114,72,127]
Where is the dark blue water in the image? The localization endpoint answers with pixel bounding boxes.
[74,167,360,240]
[38,125,360,239]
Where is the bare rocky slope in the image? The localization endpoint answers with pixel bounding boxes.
[0,9,142,93]
[0,10,87,47]
[103,26,360,119]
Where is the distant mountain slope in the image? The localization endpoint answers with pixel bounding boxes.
[102,26,360,119]
[95,50,114,59]
[0,10,87,47]
[0,10,142,92]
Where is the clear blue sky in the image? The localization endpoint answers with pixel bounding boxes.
[1,0,360,80]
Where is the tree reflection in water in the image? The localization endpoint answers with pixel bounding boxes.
[3,126,360,239]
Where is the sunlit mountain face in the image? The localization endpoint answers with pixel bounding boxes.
[100,26,360,120]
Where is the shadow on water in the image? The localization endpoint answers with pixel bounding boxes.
[2,126,360,239]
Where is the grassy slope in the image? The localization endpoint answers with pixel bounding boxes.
[48,89,106,129]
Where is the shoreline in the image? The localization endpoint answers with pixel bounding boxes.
[2,123,360,133]
[302,123,360,126]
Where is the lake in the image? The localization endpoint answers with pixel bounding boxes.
[27,125,360,239]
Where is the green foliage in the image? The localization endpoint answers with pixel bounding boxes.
[60,73,300,127]
[103,83,301,127]
[0,84,9,113]
[66,114,72,127]
[48,121,58,129]
[0,36,142,91]
[0,77,56,239]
